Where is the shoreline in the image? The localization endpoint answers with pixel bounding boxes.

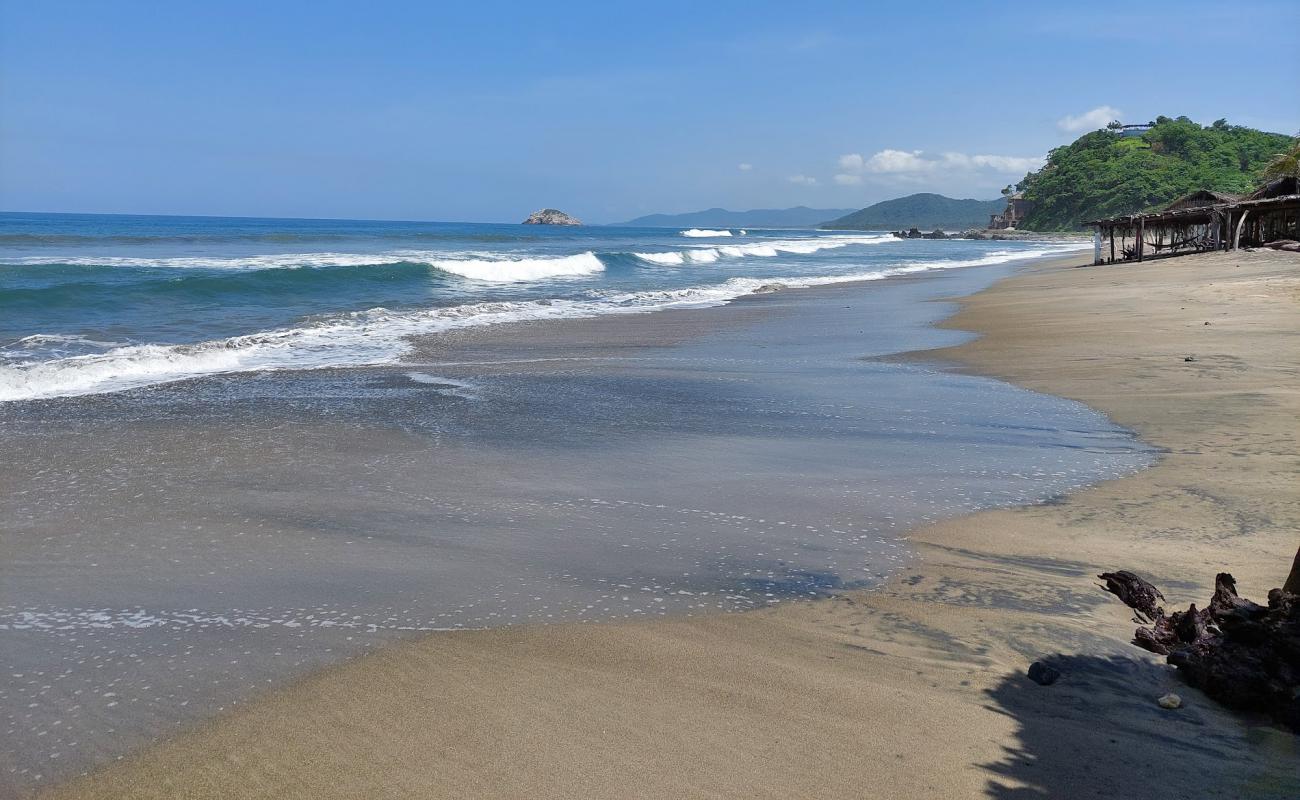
[38,250,1300,799]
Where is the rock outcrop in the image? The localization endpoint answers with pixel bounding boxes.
[891,228,951,240]
[522,209,582,226]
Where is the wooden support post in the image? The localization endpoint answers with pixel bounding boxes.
[1109,227,1115,263]
[1093,227,1103,265]
[1136,217,1144,262]
[1233,209,1250,250]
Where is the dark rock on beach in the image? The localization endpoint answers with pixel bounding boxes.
[1027,661,1061,686]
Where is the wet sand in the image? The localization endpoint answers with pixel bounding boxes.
[38,250,1300,799]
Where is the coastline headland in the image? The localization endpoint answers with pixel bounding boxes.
[34,248,1300,799]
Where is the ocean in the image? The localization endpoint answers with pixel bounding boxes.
[0,212,1086,401]
[0,212,1150,791]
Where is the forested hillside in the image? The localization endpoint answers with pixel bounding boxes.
[820,193,1003,230]
[1018,117,1292,230]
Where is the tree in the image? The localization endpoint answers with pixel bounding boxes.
[1261,137,1300,181]
[1014,116,1292,229]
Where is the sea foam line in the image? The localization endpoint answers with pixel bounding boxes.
[0,244,1085,402]
[0,607,463,633]
[0,235,890,274]
[633,233,897,265]
[0,249,606,282]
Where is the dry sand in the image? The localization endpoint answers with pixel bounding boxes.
[43,250,1300,799]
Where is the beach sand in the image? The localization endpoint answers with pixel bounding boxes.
[41,249,1300,799]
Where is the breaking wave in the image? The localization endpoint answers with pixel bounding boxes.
[0,244,1083,402]
[680,229,733,237]
[0,250,606,283]
[426,251,604,282]
[632,234,897,265]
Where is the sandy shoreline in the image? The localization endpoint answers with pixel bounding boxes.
[41,250,1300,799]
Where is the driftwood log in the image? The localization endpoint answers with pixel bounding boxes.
[1099,570,1300,731]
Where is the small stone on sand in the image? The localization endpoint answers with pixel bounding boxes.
[1027,661,1060,686]
[1157,693,1182,709]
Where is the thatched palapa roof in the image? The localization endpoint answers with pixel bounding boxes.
[1164,190,1241,211]
[1247,176,1300,200]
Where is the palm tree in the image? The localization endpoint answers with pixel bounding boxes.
[1261,136,1300,181]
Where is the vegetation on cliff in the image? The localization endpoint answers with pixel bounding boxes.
[1017,117,1293,230]
[820,193,1003,231]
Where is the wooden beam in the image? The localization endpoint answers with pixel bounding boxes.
[1233,209,1250,250]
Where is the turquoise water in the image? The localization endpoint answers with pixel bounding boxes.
[0,212,1086,401]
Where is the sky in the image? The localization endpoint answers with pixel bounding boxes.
[1,0,1297,224]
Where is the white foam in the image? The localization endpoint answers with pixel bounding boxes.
[0,607,461,633]
[630,251,686,265]
[0,249,606,282]
[404,372,480,399]
[680,229,732,237]
[0,244,1083,402]
[0,252,412,269]
[9,333,121,348]
[633,233,896,265]
[1,334,127,366]
[427,251,604,282]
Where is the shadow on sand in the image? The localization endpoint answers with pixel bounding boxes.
[980,654,1298,799]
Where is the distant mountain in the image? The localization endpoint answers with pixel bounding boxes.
[821,194,1004,231]
[618,206,857,229]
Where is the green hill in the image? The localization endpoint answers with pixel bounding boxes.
[820,194,1003,230]
[1018,116,1293,230]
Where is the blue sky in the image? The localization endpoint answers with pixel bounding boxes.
[2,1,1296,223]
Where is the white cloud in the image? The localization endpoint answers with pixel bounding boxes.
[834,149,1043,179]
[1057,105,1122,132]
[737,163,753,171]
[787,174,818,186]
[837,153,865,171]
[865,149,933,173]
[940,152,1044,172]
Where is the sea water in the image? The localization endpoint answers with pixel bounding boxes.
[0,212,1085,401]
[0,212,1148,790]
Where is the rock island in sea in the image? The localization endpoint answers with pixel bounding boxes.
[522,208,582,225]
